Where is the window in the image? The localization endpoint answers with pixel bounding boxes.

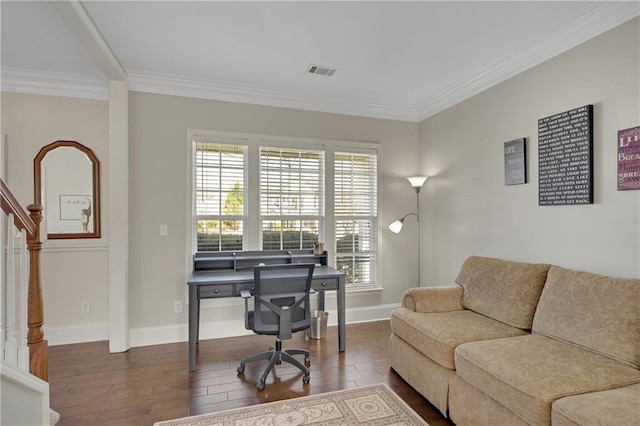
[335,151,378,286]
[260,147,324,250]
[194,141,247,252]
[190,131,379,288]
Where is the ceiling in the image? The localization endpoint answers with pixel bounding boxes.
[2,1,638,122]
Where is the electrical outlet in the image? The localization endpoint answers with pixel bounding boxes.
[80,301,91,314]
[160,224,168,236]
[174,300,183,314]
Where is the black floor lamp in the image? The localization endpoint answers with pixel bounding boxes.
[389,176,428,285]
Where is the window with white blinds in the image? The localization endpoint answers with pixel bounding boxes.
[260,147,324,250]
[190,131,379,288]
[335,151,378,286]
[194,141,247,252]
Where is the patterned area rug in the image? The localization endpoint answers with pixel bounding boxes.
[154,383,429,426]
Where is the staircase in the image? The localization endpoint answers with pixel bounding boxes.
[1,179,53,425]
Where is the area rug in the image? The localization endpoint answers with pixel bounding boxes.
[154,383,429,425]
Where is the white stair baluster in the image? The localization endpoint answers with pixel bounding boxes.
[17,228,29,370]
[4,213,17,365]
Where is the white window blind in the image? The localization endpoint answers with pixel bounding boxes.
[335,151,378,286]
[260,147,324,250]
[194,141,246,252]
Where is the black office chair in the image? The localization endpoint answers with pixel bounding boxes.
[236,263,315,391]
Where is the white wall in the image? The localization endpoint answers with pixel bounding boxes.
[1,90,420,344]
[1,93,110,343]
[419,18,640,283]
[127,93,420,334]
[4,17,637,346]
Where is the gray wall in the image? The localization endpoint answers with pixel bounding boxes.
[2,91,420,343]
[418,18,640,283]
[2,17,638,346]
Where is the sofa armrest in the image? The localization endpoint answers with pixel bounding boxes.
[402,285,464,313]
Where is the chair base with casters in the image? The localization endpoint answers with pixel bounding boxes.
[237,338,310,391]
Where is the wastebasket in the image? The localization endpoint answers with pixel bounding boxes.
[307,310,329,339]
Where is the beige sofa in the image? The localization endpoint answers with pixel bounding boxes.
[389,256,640,425]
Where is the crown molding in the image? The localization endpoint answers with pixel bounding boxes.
[126,71,419,122]
[2,2,637,123]
[416,1,640,121]
[1,67,108,100]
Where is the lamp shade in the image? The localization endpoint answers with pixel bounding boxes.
[407,176,428,188]
[388,219,404,234]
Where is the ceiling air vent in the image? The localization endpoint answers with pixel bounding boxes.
[307,64,337,77]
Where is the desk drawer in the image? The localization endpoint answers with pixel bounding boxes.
[312,278,338,291]
[199,285,233,298]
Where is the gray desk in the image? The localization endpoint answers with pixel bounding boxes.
[187,251,345,372]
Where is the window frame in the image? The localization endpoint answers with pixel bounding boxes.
[186,129,380,290]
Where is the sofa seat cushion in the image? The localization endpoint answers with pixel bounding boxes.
[455,334,640,426]
[552,383,640,426]
[390,307,528,370]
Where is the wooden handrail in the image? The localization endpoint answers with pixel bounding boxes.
[0,178,48,381]
[1,179,37,237]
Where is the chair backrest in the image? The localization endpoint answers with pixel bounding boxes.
[252,263,315,339]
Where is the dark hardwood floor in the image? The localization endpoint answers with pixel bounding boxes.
[49,320,453,425]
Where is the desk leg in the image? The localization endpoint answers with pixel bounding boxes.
[189,286,198,371]
[337,277,345,352]
[317,290,325,311]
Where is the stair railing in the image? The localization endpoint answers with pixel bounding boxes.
[1,179,47,381]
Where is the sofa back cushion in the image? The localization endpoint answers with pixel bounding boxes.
[455,256,551,329]
[532,266,640,368]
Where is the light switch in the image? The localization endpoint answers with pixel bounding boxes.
[160,224,168,236]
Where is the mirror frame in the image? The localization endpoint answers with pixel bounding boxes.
[34,140,101,239]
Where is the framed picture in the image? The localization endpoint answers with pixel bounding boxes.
[504,138,527,185]
[59,195,92,220]
[617,125,640,190]
[538,105,593,205]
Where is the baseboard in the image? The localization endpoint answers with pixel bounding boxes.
[45,323,109,346]
[46,304,400,348]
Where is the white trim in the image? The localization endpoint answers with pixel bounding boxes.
[0,361,50,426]
[128,71,418,122]
[185,128,381,286]
[2,3,636,123]
[42,303,397,347]
[41,241,108,253]
[44,323,109,346]
[49,1,126,81]
[107,81,130,353]
[416,1,640,121]
[129,303,397,348]
[0,67,108,100]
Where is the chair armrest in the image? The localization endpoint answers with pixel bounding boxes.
[402,285,464,313]
[240,290,252,298]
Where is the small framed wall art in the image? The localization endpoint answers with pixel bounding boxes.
[617,125,640,190]
[504,138,527,185]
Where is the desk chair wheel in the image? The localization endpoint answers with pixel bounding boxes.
[304,356,311,365]
[237,364,245,374]
[302,374,310,384]
[256,379,265,391]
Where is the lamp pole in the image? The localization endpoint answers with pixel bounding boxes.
[413,185,421,286]
[388,176,428,287]
[407,176,428,286]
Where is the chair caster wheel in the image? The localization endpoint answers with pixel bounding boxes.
[256,380,265,391]
[237,365,245,374]
[302,375,310,384]
[304,356,311,365]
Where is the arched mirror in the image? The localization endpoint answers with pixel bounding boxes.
[34,141,100,239]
